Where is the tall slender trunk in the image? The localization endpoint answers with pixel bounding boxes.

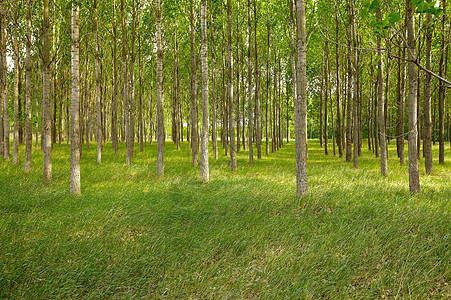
[289,0,296,144]
[0,2,2,158]
[190,0,199,166]
[228,0,236,170]
[247,0,253,163]
[156,0,164,176]
[320,57,324,148]
[324,41,329,155]
[139,22,144,152]
[236,6,241,154]
[377,7,387,176]
[200,0,209,180]
[397,35,406,165]
[70,3,81,194]
[254,0,261,159]
[406,0,420,192]
[210,12,218,160]
[423,4,433,174]
[43,0,52,180]
[295,0,308,197]
[12,3,19,165]
[129,0,136,159]
[111,0,118,154]
[265,23,270,156]
[121,0,129,164]
[24,0,33,172]
[95,0,102,164]
[335,5,342,158]
[438,0,447,164]
[351,0,358,168]
[345,7,352,163]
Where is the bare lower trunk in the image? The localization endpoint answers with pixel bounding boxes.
[12,4,19,165]
[111,0,118,154]
[228,0,236,170]
[24,0,32,172]
[70,3,81,194]
[423,7,433,174]
[200,0,209,180]
[247,0,253,163]
[43,0,52,181]
[396,37,406,165]
[156,0,164,176]
[377,8,387,176]
[438,0,447,164]
[295,0,308,197]
[406,0,420,192]
[190,0,199,167]
[95,0,102,164]
[254,0,261,159]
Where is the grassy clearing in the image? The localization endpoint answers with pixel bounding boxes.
[0,140,450,299]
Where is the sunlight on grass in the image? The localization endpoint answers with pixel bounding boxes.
[0,140,450,298]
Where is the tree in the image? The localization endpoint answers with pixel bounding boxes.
[200,0,209,180]
[438,0,446,164]
[377,6,387,176]
[247,0,253,163]
[228,0,237,170]
[43,0,52,181]
[24,0,32,173]
[156,0,164,176]
[406,0,420,192]
[423,0,433,174]
[95,0,102,164]
[70,1,81,195]
[295,0,308,197]
[12,0,19,165]
[190,0,199,167]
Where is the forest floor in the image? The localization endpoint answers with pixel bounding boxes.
[0,139,450,298]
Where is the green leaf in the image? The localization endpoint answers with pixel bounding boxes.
[361,9,369,20]
[387,12,401,24]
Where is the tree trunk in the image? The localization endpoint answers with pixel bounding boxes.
[210,13,218,160]
[70,3,81,194]
[121,0,129,164]
[43,0,52,180]
[12,3,19,165]
[236,6,241,154]
[438,0,447,164]
[2,6,8,161]
[190,0,199,167]
[0,4,2,158]
[156,0,164,176]
[351,0,358,169]
[200,0,209,180]
[396,35,406,165]
[324,41,329,155]
[295,0,308,197]
[111,0,118,154]
[266,23,270,156]
[406,0,420,192]
[95,0,102,164]
[24,0,33,172]
[377,7,387,176]
[254,0,261,159]
[247,0,253,163]
[345,6,352,163]
[289,0,296,144]
[335,4,342,158]
[423,4,433,174]
[228,0,237,170]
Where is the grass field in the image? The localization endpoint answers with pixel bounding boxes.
[0,140,450,299]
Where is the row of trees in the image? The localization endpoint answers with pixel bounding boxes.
[0,0,449,197]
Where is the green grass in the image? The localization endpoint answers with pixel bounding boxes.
[0,139,450,299]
